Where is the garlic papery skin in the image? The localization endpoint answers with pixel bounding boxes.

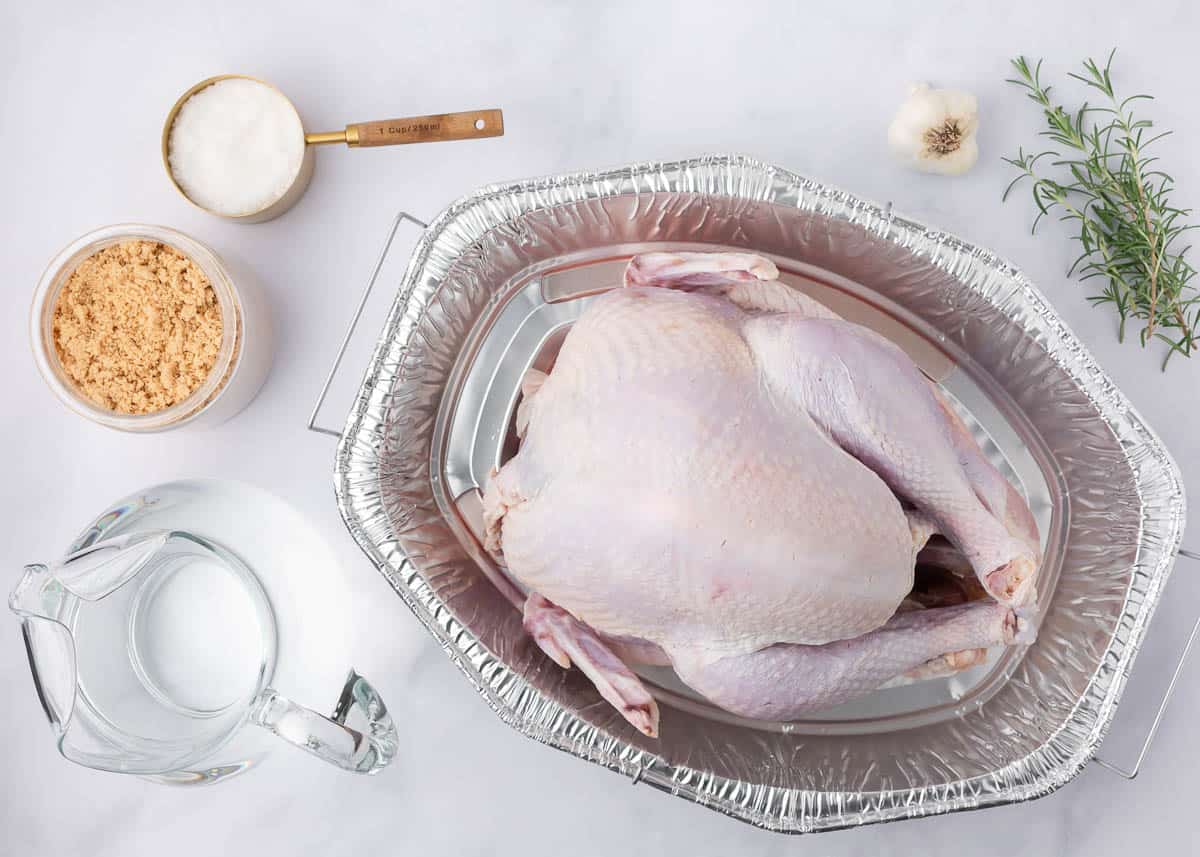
[887,83,979,176]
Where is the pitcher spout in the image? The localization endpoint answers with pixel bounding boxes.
[10,564,79,735]
[9,563,56,620]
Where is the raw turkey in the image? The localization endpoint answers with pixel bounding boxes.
[482,251,1040,737]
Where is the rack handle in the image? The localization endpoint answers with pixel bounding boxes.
[307,211,429,439]
[1093,547,1200,779]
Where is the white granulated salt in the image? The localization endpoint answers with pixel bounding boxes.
[168,78,305,216]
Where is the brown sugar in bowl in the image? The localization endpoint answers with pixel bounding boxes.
[31,224,273,431]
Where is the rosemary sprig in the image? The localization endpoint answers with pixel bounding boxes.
[1003,50,1199,368]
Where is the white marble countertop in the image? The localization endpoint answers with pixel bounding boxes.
[4,2,1200,854]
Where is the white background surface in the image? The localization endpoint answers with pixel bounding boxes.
[4,2,1200,854]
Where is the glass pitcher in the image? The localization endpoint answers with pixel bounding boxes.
[10,526,397,784]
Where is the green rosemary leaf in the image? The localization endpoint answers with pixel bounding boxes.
[1002,174,1028,202]
[1004,50,1196,368]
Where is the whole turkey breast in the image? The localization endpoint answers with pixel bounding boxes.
[483,252,1040,736]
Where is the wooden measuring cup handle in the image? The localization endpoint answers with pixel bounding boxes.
[347,109,504,147]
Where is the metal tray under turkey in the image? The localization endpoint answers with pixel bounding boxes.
[438,250,1056,733]
[332,155,1184,832]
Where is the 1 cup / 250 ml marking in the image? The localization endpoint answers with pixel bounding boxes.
[376,122,442,136]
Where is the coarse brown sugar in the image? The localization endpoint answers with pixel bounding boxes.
[51,240,223,414]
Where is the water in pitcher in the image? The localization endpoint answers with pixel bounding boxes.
[13,480,398,782]
[76,537,270,738]
[14,530,277,772]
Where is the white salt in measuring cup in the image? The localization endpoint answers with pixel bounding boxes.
[162,74,504,223]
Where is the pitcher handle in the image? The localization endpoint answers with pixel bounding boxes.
[251,669,397,774]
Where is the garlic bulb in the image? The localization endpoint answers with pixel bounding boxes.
[887,83,979,175]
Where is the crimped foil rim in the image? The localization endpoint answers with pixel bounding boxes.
[333,154,1185,832]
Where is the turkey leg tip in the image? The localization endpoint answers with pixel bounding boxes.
[985,553,1038,608]
[1012,612,1036,645]
[626,701,661,738]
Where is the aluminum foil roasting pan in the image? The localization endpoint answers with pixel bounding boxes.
[327,155,1185,832]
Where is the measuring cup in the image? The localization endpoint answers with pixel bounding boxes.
[10,527,397,783]
[162,74,504,222]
